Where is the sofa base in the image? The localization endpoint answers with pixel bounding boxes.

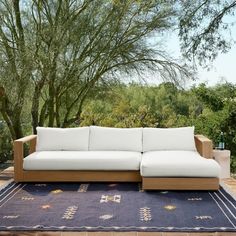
[15,170,142,182]
[142,177,219,190]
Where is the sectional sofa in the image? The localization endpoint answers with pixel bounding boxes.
[14,126,220,190]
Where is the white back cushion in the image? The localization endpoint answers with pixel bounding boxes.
[36,127,89,151]
[89,126,143,151]
[143,127,196,152]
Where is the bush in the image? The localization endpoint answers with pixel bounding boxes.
[0,121,13,163]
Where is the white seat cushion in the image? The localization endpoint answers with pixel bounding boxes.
[23,151,141,171]
[141,151,220,177]
[36,127,89,151]
[143,127,196,152]
[89,126,143,152]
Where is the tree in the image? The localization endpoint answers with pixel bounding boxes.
[179,0,236,65]
[0,0,31,139]
[192,83,224,111]
[0,0,191,139]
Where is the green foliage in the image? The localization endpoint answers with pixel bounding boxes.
[0,121,12,163]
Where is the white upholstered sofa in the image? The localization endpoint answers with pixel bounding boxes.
[14,126,220,190]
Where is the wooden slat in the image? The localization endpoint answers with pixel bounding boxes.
[113,233,137,236]
[88,233,115,236]
[162,233,189,236]
[0,232,37,236]
[142,177,219,190]
[137,232,162,236]
[21,170,141,182]
[0,166,14,180]
[187,234,215,236]
[62,232,87,236]
[37,232,61,236]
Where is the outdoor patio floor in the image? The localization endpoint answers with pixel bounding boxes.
[0,167,236,236]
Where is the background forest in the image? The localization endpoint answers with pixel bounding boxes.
[1,81,236,173]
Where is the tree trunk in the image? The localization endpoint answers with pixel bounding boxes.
[39,101,48,127]
[31,83,44,133]
[13,117,23,138]
[48,80,55,127]
[0,87,23,140]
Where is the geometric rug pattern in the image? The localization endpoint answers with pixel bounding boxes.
[0,182,235,232]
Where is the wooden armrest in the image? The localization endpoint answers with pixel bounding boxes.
[14,135,37,154]
[15,135,37,144]
[194,135,213,159]
[14,135,37,182]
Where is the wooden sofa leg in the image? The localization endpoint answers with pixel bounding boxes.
[14,141,24,182]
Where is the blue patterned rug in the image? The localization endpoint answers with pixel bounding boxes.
[0,182,235,232]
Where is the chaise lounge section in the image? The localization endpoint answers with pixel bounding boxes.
[141,150,219,190]
[14,126,220,190]
[141,128,220,190]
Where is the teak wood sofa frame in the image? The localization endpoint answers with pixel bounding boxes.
[13,134,219,190]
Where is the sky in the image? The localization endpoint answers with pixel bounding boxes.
[165,21,236,87]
